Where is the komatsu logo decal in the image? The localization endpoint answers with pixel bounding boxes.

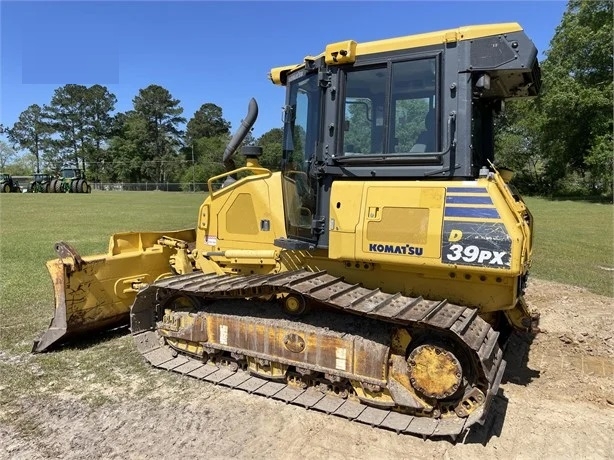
[368,243,424,256]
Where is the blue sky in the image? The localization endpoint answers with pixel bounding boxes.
[1,0,567,145]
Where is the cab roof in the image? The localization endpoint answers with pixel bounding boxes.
[269,23,523,85]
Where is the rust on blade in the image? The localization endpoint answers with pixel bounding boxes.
[33,248,128,353]
[32,259,70,353]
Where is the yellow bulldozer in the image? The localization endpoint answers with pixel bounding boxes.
[34,23,541,440]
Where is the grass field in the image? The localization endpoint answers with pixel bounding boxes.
[523,197,613,297]
[0,190,612,433]
[0,192,205,410]
[0,192,203,350]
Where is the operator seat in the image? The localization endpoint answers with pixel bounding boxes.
[410,109,436,153]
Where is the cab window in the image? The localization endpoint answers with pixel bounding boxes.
[342,58,439,155]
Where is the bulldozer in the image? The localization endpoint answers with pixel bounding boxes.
[33,23,540,440]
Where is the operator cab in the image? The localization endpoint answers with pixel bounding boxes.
[271,23,540,249]
[60,166,83,180]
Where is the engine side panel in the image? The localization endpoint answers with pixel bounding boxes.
[195,172,287,270]
[192,169,530,313]
[328,176,529,310]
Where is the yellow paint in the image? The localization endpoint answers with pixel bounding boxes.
[332,184,446,260]
[38,229,196,350]
[356,23,521,56]
[247,357,287,378]
[165,337,205,357]
[448,230,463,242]
[226,193,259,235]
[367,207,430,245]
[504,297,536,331]
[42,153,532,352]
[268,64,303,85]
[191,159,530,313]
[169,249,194,274]
[324,39,357,65]
[198,203,209,230]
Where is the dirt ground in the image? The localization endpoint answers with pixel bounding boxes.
[2,278,613,460]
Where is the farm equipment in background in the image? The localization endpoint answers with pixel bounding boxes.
[29,173,53,193]
[50,165,92,193]
[0,174,22,193]
[34,23,541,440]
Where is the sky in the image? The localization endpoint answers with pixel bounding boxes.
[0,0,568,147]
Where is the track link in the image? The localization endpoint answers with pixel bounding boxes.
[131,269,506,440]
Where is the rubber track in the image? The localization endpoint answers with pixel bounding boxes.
[132,269,506,440]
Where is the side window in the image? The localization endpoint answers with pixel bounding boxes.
[344,97,371,154]
[393,97,434,152]
[292,91,308,167]
[391,59,437,153]
[342,57,438,156]
[343,66,386,155]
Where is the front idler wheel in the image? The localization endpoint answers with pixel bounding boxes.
[407,343,464,400]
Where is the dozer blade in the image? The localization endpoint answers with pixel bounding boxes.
[32,229,196,353]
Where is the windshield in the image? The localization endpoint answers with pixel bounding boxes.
[342,58,439,156]
[281,72,321,240]
[62,169,76,179]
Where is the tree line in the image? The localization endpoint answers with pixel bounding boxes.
[495,0,612,199]
[1,0,610,198]
[1,84,283,188]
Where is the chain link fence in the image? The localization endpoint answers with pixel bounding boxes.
[91,182,225,192]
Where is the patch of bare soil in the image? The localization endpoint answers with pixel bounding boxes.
[2,279,613,460]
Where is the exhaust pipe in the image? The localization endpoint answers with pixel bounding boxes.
[222,98,259,180]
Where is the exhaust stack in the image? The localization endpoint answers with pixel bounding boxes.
[222,98,259,175]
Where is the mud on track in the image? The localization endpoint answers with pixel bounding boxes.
[1,278,613,460]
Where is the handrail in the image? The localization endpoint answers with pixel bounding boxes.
[207,166,272,195]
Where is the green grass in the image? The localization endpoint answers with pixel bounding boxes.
[0,191,612,424]
[0,191,203,353]
[524,197,614,297]
[0,191,206,435]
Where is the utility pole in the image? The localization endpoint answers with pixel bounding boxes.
[191,143,195,192]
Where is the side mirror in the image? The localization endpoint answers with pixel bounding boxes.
[495,100,505,115]
[475,73,491,90]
